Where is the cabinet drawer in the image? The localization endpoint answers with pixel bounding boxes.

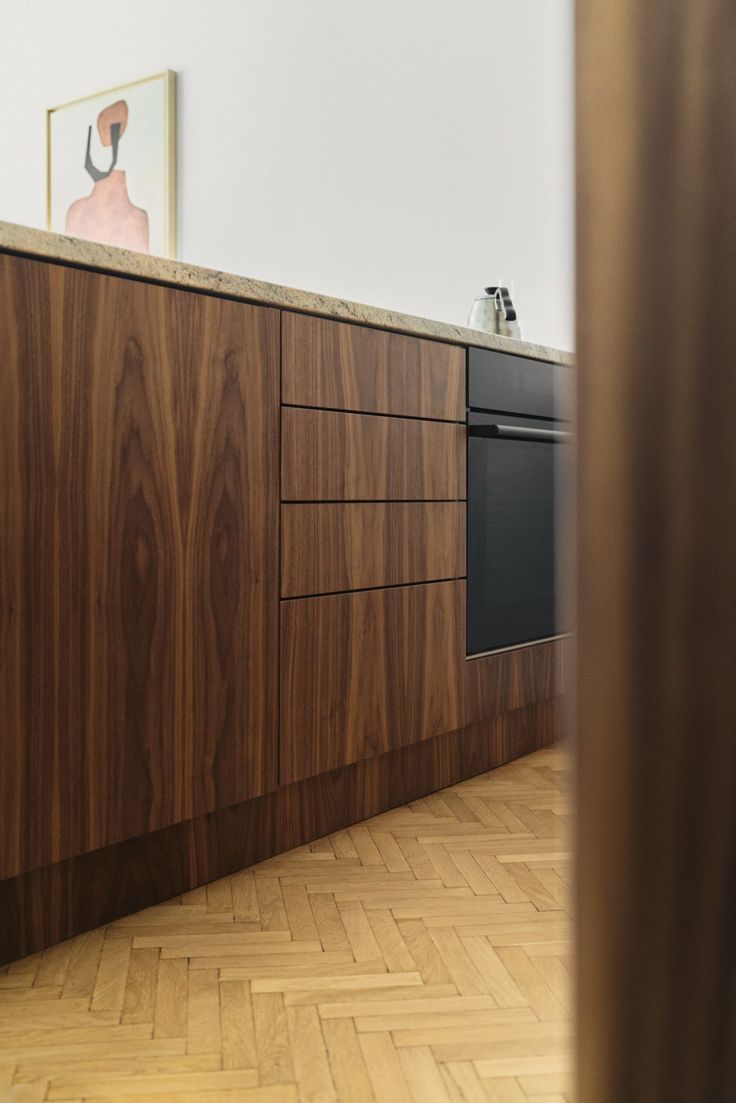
[281,502,466,597]
[281,408,466,501]
[283,312,465,420]
[280,581,465,782]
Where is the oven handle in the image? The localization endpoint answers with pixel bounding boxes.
[468,423,571,443]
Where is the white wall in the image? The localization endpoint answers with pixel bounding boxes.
[0,0,574,350]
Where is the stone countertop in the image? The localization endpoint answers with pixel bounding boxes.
[0,221,573,367]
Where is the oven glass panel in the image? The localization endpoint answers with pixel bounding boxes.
[467,418,563,654]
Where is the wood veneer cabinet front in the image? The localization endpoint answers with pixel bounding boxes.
[281,407,466,501]
[282,311,466,420]
[281,502,466,597]
[280,581,465,783]
[465,638,566,724]
[0,253,279,880]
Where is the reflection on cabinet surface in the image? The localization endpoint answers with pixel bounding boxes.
[0,254,279,879]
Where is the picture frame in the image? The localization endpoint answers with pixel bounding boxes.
[47,70,177,258]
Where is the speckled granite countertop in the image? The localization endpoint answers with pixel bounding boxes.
[0,222,573,367]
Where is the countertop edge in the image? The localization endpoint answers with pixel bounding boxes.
[0,221,574,367]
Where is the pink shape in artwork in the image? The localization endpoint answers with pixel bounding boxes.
[65,99,150,253]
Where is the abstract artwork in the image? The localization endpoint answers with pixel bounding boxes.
[48,71,176,257]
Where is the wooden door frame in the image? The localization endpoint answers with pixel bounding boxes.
[576,2,736,1099]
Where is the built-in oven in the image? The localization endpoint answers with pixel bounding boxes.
[467,347,571,656]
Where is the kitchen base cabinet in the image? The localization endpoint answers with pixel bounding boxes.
[0,697,562,965]
[0,241,565,965]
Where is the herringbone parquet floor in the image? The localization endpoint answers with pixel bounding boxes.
[0,746,572,1103]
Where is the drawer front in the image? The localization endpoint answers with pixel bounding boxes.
[468,346,571,420]
[465,637,566,724]
[281,502,466,597]
[280,581,465,783]
[283,312,465,420]
[281,408,466,501]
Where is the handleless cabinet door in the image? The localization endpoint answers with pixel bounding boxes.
[0,253,279,879]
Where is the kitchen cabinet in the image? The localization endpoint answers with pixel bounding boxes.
[0,234,564,961]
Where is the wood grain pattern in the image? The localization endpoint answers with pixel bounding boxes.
[0,744,570,1099]
[577,2,736,1100]
[0,699,562,964]
[280,582,466,783]
[280,502,466,597]
[281,311,465,420]
[465,639,567,726]
[281,408,466,501]
[0,253,279,881]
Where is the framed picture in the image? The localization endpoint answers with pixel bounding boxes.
[47,71,176,257]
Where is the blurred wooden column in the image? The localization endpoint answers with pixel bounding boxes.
[576,2,736,1101]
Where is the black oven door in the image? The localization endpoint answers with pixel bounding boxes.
[467,412,570,655]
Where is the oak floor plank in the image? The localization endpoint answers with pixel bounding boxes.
[230,871,261,923]
[322,1017,376,1103]
[365,909,416,972]
[219,978,258,1070]
[252,991,294,1084]
[282,883,320,942]
[398,1045,453,1102]
[427,928,491,996]
[335,902,382,963]
[60,929,105,1000]
[443,1060,494,1103]
[152,958,188,1040]
[45,1068,259,1099]
[285,1005,337,1102]
[395,920,454,986]
[121,949,160,1026]
[255,878,290,933]
[84,1089,293,1103]
[359,1032,413,1103]
[495,948,568,1022]
[287,981,458,1010]
[186,968,221,1056]
[90,935,132,1013]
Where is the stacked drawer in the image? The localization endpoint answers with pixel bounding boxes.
[280,312,467,783]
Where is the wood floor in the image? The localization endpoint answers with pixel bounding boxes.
[0,746,572,1102]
